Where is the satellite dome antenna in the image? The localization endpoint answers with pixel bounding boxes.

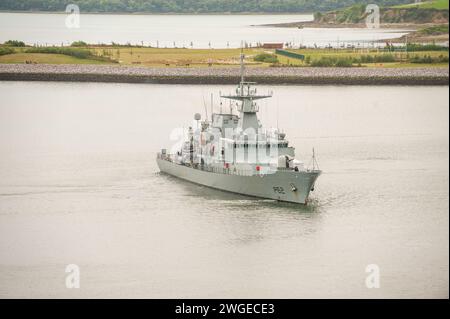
[194,113,201,129]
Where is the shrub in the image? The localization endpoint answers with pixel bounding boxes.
[3,40,26,47]
[375,54,396,63]
[334,57,353,67]
[310,56,353,67]
[0,47,15,56]
[25,47,93,59]
[24,46,118,63]
[309,54,399,67]
[253,53,279,64]
[71,41,88,47]
[406,43,449,52]
[358,55,374,63]
[411,54,449,63]
[355,54,396,64]
[334,4,366,24]
[439,55,449,63]
[305,56,311,65]
[310,57,335,67]
[314,11,323,21]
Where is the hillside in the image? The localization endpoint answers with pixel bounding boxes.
[0,0,413,13]
[392,0,449,9]
[313,4,449,25]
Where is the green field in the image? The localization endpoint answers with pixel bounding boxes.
[0,52,112,65]
[392,0,449,9]
[276,48,449,67]
[91,47,263,67]
[0,46,264,67]
[0,45,448,68]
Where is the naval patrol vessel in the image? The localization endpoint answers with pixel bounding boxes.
[157,51,321,204]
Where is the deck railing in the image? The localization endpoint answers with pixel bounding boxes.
[159,154,293,176]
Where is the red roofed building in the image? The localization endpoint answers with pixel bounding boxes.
[261,43,284,49]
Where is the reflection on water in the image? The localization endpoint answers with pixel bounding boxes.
[0,82,448,298]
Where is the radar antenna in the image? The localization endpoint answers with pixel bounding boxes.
[220,45,272,101]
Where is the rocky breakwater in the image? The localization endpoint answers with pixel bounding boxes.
[0,64,448,85]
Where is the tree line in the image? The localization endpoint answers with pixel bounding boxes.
[0,0,413,13]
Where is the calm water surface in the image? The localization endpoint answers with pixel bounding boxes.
[0,12,409,48]
[0,82,448,298]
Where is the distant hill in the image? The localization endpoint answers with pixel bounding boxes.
[0,0,414,13]
[313,3,449,25]
[392,0,449,10]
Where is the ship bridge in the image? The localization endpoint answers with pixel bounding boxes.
[220,80,272,134]
[206,48,294,164]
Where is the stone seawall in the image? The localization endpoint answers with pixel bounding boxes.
[0,64,448,85]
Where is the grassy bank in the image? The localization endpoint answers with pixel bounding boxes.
[392,0,449,10]
[0,44,261,67]
[278,47,448,67]
[0,41,448,69]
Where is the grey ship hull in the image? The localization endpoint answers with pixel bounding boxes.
[157,158,320,204]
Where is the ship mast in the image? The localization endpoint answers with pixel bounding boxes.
[240,45,245,93]
[220,46,272,132]
[221,46,272,101]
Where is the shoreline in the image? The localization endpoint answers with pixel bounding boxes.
[0,10,314,16]
[0,64,448,85]
[260,21,422,30]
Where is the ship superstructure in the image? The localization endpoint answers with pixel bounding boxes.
[157,51,321,204]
